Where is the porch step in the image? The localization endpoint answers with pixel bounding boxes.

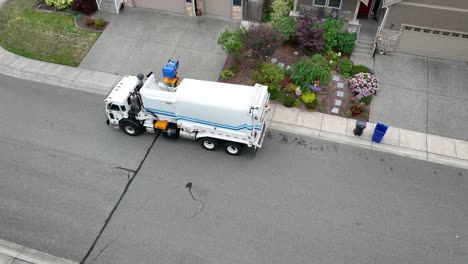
[99,0,119,14]
[353,47,373,56]
[357,38,374,46]
[356,42,373,50]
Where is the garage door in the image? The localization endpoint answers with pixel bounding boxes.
[134,0,185,14]
[396,26,468,62]
[204,0,231,18]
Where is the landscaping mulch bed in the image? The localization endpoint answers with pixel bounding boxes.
[34,1,108,31]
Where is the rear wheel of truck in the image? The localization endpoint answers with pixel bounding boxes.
[224,142,243,156]
[199,138,219,151]
[119,119,143,136]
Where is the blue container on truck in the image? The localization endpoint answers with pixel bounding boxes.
[162,60,179,79]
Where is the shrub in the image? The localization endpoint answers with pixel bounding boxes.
[319,17,345,52]
[269,88,281,100]
[350,102,367,116]
[293,99,302,107]
[291,54,331,92]
[45,0,73,9]
[70,0,98,15]
[305,99,317,110]
[350,65,371,75]
[361,95,372,105]
[343,110,352,118]
[243,24,284,60]
[295,9,325,52]
[280,77,292,88]
[348,73,379,100]
[217,29,245,60]
[262,7,273,22]
[272,16,296,40]
[284,82,296,93]
[271,0,293,22]
[336,33,357,54]
[94,18,105,29]
[283,96,296,107]
[338,57,353,76]
[301,90,316,104]
[220,70,235,79]
[83,17,94,26]
[251,62,285,91]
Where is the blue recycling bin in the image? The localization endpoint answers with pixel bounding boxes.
[372,123,389,143]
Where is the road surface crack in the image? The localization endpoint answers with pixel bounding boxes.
[80,131,161,264]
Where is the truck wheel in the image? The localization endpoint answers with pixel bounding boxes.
[199,138,219,151]
[224,142,243,156]
[119,119,143,136]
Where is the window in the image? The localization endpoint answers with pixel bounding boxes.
[120,106,126,111]
[110,104,120,111]
[233,0,241,6]
[314,0,341,9]
[328,0,341,8]
[313,0,327,6]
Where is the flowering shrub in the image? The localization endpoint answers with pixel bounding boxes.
[348,73,379,100]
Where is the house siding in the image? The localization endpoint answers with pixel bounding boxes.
[404,0,468,9]
[385,3,468,33]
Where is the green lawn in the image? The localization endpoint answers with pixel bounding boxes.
[0,0,101,66]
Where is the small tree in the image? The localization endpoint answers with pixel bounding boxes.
[45,0,73,9]
[243,24,284,60]
[270,0,293,22]
[272,16,296,40]
[291,54,331,92]
[217,29,245,60]
[295,9,325,52]
[71,0,98,15]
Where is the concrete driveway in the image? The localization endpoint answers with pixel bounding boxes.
[370,53,468,141]
[79,8,239,81]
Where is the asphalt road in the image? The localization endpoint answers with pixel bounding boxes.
[1,74,467,264]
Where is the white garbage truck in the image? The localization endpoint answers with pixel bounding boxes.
[104,61,270,155]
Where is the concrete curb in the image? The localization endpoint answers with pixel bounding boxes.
[267,104,468,170]
[0,239,77,264]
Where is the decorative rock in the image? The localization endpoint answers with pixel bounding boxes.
[331,108,339,114]
[295,87,302,96]
[278,62,285,68]
[337,91,344,97]
[293,51,299,55]
[334,99,342,106]
[337,82,344,89]
[286,65,291,71]
[332,75,340,81]
[271,58,278,63]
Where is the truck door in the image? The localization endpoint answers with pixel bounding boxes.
[108,104,123,123]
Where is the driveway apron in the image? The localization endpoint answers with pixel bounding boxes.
[79,8,238,81]
[371,53,468,141]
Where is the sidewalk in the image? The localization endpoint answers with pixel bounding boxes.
[0,46,467,169]
[0,239,76,264]
[267,104,468,169]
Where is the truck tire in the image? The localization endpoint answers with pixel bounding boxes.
[119,119,143,136]
[199,138,219,151]
[224,142,243,156]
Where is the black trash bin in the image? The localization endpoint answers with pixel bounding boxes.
[353,120,367,136]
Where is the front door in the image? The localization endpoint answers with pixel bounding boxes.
[358,0,373,18]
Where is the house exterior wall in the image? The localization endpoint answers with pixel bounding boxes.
[384,3,468,33]
[341,0,359,13]
[405,0,468,9]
